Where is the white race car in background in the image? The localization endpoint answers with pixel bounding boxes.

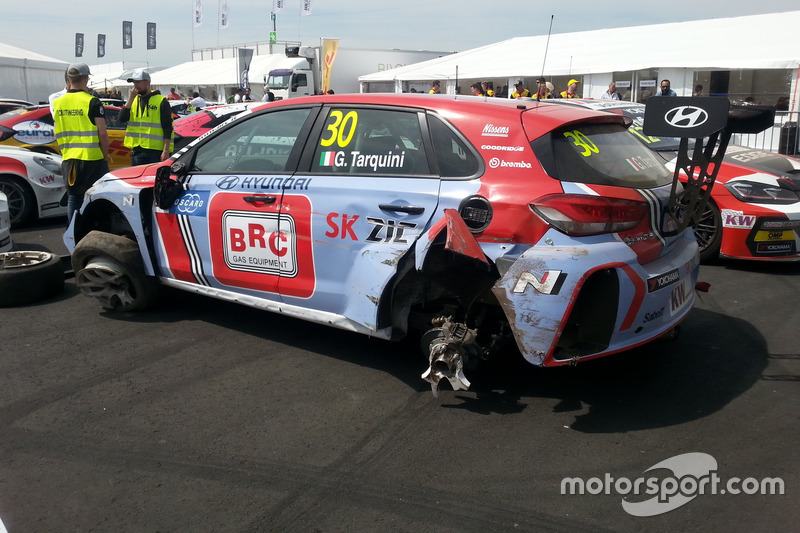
[0,145,66,227]
[0,191,12,251]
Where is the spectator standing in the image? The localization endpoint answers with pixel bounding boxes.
[481,81,495,97]
[233,88,244,103]
[429,80,441,94]
[693,84,704,97]
[656,80,677,97]
[52,63,110,224]
[49,69,70,115]
[263,86,275,102]
[188,92,206,111]
[560,79,580,99]
[510,80,530,99]
[470,83,484,96]
[601,82,621,100]
[243,87,254,101]
[167,87,182,101]
[120,68,173,166]
[532,77,554,99]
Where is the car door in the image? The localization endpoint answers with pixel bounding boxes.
[283,104,441,330]
[151,105,319,301]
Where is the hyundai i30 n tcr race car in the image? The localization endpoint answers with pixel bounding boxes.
[64,94,754,393]
[555,99,800,262]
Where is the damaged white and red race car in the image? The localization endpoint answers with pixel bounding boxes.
[64,94,770,394]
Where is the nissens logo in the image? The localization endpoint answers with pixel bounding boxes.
[664,106,709,129]
[481,124,510,137]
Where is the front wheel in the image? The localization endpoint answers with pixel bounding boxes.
[0,176,36,228]
[72,231,159,311]
[694,201,722,262]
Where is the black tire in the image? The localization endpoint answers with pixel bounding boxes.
[0,251,65,307]
[72,231,159,311]
[694,200,722,263]
[0,176,36,228]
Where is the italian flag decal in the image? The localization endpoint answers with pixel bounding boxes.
[319,151,337,166]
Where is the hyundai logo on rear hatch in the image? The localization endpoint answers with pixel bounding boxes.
[664,106,709,128]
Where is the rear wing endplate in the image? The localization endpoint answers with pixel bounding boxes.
[643,97,775,236]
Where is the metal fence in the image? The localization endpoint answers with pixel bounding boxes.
[731,111,799,155]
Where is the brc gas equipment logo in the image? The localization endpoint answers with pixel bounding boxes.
[561,452,784,517]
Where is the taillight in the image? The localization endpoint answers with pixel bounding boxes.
[531,194,649,236]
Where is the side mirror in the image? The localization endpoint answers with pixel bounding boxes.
[153,165,185,210]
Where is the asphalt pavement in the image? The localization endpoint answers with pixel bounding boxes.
[1,218,798,532]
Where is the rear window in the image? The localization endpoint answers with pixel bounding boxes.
[532,122,672,188]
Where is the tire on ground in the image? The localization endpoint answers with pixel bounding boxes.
[72,230,159,311]
[0,251,65,307]
[695,201,722,263]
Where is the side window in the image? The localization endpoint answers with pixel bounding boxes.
[191,108,312,173]
[310,107,429,176]
[293,74,307,90]
[428,115,480,178]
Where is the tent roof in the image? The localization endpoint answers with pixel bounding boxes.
[359,10,800,83]
[0,41,67,66]
[150,54,290,87]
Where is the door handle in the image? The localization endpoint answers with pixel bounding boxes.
[243,195,277,205]
[378,204,425,215]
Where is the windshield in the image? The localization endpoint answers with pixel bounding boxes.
[266,72,292,90]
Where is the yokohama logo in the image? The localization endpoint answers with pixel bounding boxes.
[482,124,510,137]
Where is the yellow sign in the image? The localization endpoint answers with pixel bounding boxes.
[754,230,794,242]
[322,38,340,94]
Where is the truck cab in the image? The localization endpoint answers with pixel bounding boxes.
[265,46,318,100]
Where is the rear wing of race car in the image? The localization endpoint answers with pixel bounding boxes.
[643,97,775,236]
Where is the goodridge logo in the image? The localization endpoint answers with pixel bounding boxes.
[488,157,532,169]
[664,106,709,128]
[481,144,524,151]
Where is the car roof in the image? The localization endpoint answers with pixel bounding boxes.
[243,93,623,140]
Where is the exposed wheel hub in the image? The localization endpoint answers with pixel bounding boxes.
[421,317,476,396]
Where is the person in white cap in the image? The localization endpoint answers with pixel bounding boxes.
[52,63,110,224]
[120,68,173,166]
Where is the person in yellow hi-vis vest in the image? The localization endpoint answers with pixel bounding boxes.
[120,68,174,166]
[52,63,110,224]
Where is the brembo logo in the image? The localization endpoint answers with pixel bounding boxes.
[664,106,709,129]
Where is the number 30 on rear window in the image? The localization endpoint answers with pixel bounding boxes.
[563,130,599,157]
[320,110,358,148]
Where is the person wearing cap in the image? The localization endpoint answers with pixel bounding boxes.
[510,80,530,99]
[120,68,173,166]
[532,77,554,99]
[52,63,110,224]
[560,79,580,99]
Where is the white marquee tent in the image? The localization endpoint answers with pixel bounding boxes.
[0,42,68,103]
[359,10,800,106]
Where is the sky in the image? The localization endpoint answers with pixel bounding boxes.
[3,1,799,68]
